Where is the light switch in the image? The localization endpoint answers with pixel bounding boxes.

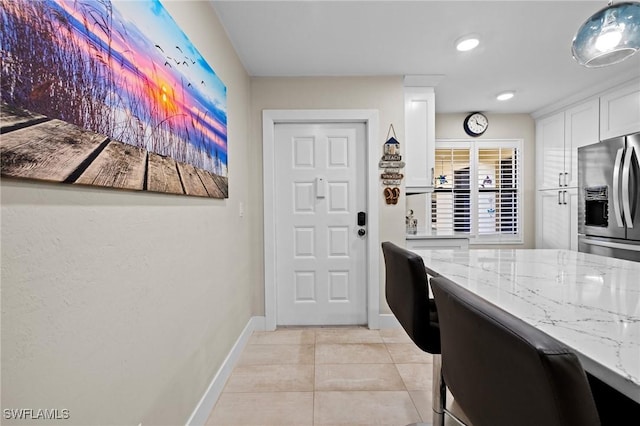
[316,177,326,198]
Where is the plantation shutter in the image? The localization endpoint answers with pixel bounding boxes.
[477,147,519,238]
[432,148,472,233]
[431,140,521,243]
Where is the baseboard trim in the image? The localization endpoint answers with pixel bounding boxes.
[185,316,266,426]
[378,314,400,329]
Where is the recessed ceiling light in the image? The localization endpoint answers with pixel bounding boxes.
[496,91,515,101]
[455,34,480,52]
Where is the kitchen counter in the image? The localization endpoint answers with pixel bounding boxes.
[414,248,640,403]
[406,229,469,250]
[406,229,469,239]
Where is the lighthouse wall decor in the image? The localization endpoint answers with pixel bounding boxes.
[379,124,405,205]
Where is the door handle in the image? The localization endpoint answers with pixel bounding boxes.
[558,190,562,205]
[558,172,562,187]
[563,190,567,205]
[622,144,636,229]
[613,148,624,227]
[564,172,569,187]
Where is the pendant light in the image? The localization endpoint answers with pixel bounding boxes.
[571,1,640,67]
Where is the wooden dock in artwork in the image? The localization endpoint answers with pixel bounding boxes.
[0,104,228,198]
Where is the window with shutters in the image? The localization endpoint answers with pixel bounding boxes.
[432,139,522,244]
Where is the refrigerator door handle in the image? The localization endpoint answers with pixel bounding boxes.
[580,237,640,252]
[613,147,624,227]
[622,144,636,229]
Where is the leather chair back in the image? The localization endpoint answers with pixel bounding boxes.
[382,242,440,354]
[430,275,600,426]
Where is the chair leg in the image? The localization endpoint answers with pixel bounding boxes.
[432,354,445,426]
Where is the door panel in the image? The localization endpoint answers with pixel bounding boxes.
[565,99,599,188]
[536,111,565,189]
[578,137,627,240]
[537,189,570,249]
[274,123,366,326]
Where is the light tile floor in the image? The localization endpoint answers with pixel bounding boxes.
[205,326,435,426]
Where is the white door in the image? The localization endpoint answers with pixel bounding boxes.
[274,123,367,326]
[565,99,599,188]
[536,189,570,249]
[536,111,565,190]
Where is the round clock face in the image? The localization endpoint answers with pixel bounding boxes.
[464,112,488,136]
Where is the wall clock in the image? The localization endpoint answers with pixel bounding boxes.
[463,112,488,137]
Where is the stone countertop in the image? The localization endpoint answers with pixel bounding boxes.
[405,229,470,240]
[413,248,640,403]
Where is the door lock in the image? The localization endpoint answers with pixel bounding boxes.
[358,228,366,237]
[357,211,366,226]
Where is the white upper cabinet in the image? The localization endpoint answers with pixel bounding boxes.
[600,79,640,140]
[404,86,435,192]
[536,111,565,190]
[565,99,600,187]
[536,98,599,190]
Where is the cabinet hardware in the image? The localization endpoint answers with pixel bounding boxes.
[558,191,562,205]
[563,190,567,205]
[564,172,569,187]
[559,172,562,187]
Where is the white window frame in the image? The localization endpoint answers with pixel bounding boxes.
[434,138,524,245]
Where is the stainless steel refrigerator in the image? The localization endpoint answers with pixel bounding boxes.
[578,132,640,262]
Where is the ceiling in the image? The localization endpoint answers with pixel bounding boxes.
[210,0,640,114]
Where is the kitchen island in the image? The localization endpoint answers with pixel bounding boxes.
[413,248,640,404]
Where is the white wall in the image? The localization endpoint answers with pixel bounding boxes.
[435,113,536,248]
[249,76,406,316]
[0,2,256,425]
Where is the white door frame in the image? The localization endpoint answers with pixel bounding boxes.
[263,109,380,331]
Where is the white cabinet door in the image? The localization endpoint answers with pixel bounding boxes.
[565,99,599,188]
[568,188,579,251]
[536,189,571,249]
[600,79,640,140]
[404,86,435,191]
[536,99,599,190]
[536,111,565,190]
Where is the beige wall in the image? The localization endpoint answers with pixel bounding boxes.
[435,113,536,248]
[1,4,538,423]
[0,2,256,425]
[249,77,406,315]
[248,81,535,316]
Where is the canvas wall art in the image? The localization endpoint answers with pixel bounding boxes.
[0,0,228,198]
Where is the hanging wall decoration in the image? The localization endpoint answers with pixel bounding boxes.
[0,0,228,198]
[379,124,405,205]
